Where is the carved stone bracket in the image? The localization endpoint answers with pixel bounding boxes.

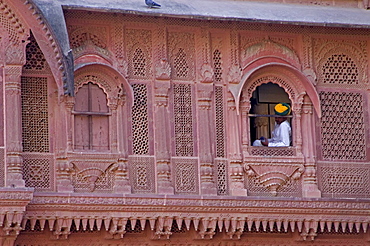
[227,64,242,84]
[197,218,217,240]
[244,162,305,196]
[155,58,171,80]
[199,63,214,83]
[152,217,173,240]
[0,188,33,244]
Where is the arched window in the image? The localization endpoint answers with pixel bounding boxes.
[73,82,110,151]
[249,82,292,146]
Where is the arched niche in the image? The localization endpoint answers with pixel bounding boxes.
[74,62,134,109]
[230,63,321,118]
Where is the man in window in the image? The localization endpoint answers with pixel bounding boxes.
[252,103,291,147]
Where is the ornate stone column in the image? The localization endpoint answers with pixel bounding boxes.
[55,96,74,193]
[4,65,25,187]
[111,92,131,194]
[301,96,321,198]
[198,82,217,195]
[227,93,247,196]
[154,79,174,194]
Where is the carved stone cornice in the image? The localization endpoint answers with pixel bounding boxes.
[22,194,370,240]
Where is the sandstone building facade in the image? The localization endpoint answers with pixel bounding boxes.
[0,0,369,245]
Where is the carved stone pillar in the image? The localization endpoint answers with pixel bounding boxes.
[55,96,74,192]
[108,101,119,152]
[227,94,247,196]
[198,82,217,195]
[154,80,174,194]
[55,150,73,193]
[113,158,131,193]
[4,65,25,188]
[301,97,321,198]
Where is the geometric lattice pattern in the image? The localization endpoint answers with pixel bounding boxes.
[250,147,295,157]
[173,158,198,195]
[132,84,149,155]
[126,29,152,79]
[168,32,195,81]
[173,48,189,79]
[322,54,359,84]
[24,32,47,70]
[319,91,366,160]
[0,148,4,187]
[22,153,53,191]
[21,77,49,152]
[215,86,225,158]
[173,84,194,157]
[129,156,155,193]
[132,48,146,77]
[213,49,222,82]
[319,164,370,198]
[216,160,228,195]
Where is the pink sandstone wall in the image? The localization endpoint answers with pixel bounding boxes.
[0,0,368,245]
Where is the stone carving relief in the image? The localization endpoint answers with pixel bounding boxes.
[199,63,214,83]
[70,161,117,192]
[155,58,171,80]
[227,64,242,84]
[240,37,300,69]
[244,162,305,196]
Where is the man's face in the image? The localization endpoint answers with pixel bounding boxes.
[275,117,286,124]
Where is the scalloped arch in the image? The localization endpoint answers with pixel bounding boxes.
[74,62,134,109]
[230,63,321,118]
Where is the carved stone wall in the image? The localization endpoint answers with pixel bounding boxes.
[0,2,369,245]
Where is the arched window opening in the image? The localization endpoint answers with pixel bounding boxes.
[73,82,110,151]
[249,82,292,146]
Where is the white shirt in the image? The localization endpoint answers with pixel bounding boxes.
[268,120,291,147]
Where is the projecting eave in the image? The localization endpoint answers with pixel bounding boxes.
[55,0,370,29]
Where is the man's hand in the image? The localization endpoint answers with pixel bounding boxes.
[260,137,268,146]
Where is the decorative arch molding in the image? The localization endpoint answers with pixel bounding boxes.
[0,1,28,46]
[229,63,321,118]
[74,62,134,109]
[5,0,74,96]
[241,38,301,73]
[315,41,368,85]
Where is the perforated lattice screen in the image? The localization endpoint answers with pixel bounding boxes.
[21,77,49,152]
[215,86,225,158]
[126,29,152,79]
[0,10,19,44]
[173,158,198,194]
[173,48,189,79]
[319,164,370,198]
[168,32,195,81]
[213,49,222,82]
[70,32,106,49]
[24,32,46,71]
[319,91,366,161]
[22,153,53,191]
[132,48,146,77]
[216,160,228,195]
[250,147,295,157]
[131,84,149,155]
[322,54,359,84]
[173,84,194,157]
[129,156,155,193]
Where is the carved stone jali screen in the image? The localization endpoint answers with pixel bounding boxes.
[0,0,368,245]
